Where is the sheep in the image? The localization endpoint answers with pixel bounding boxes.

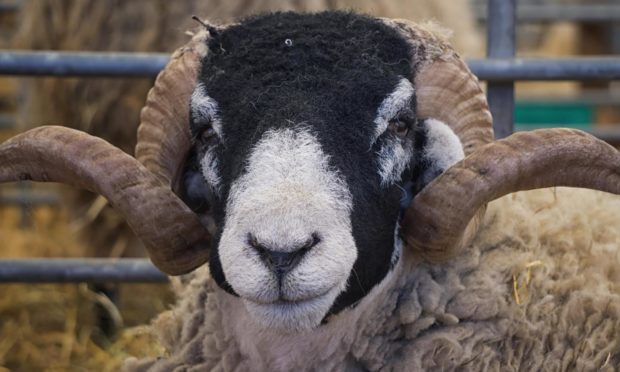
[1,11,619,370]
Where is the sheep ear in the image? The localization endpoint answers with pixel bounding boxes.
[415,118,465,189]
[179,149,212,214]
[402,118,465,206]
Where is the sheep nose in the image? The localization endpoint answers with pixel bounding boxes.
[249,234,320,276]
[261,250,305,275]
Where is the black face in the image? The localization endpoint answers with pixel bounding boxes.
[186,11,424,318]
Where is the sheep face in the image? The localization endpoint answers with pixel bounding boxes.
[185,12,463,332]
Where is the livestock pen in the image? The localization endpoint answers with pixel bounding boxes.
[1,0,620,370]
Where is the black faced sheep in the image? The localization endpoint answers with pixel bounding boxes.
[1,12,619,371]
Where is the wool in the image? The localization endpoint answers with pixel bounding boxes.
[125,187,620,371]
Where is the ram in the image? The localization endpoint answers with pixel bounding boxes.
[1,12,619,370]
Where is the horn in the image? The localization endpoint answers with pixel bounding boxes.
[0,126,210,275]
[136,29,210,191]
[386,20,619,262]
[0,29,214,274]
[403,128,620,262]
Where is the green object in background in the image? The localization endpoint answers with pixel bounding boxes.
[515,101,594,131]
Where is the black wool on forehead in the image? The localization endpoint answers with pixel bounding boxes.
[199,11,414,179]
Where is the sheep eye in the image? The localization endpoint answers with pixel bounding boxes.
[387,118,411,138]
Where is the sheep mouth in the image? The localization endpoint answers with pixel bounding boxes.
[248,289,333,307]
[274,292,330,306]
[243,289,339,330]
[241,284,345,331]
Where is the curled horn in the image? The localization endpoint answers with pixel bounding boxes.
[136,29,210,189]
[385,19,492,258]
[130,28,213,271]
[403,129,620,261]
[0,127,210,275]
[0,29,214,275]
[387,19,619,260]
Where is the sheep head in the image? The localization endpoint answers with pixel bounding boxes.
[1,12,619,333]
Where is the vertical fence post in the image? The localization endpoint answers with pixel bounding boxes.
[18,181,33,228]
[487,0,517,139]
[611,24,620,55]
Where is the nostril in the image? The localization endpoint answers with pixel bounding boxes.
[301,233,321,253]
[248,233,270,261]
[247,233,319,275]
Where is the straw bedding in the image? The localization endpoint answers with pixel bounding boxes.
[0,205,172,371]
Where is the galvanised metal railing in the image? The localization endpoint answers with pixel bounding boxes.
[0,0,619,282]
[0,258,167,283]
[2,51,620,81]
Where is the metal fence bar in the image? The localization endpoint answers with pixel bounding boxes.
[3,51,620,81]
[0,51,169,77]
[0,258,168,283]
[0,187,60,226]
[468,58,620,81]
[0,0,19,13]
[486,0,516,139]
[0,190,60,206]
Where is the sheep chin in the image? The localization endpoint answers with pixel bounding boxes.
[242,285,342,334]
